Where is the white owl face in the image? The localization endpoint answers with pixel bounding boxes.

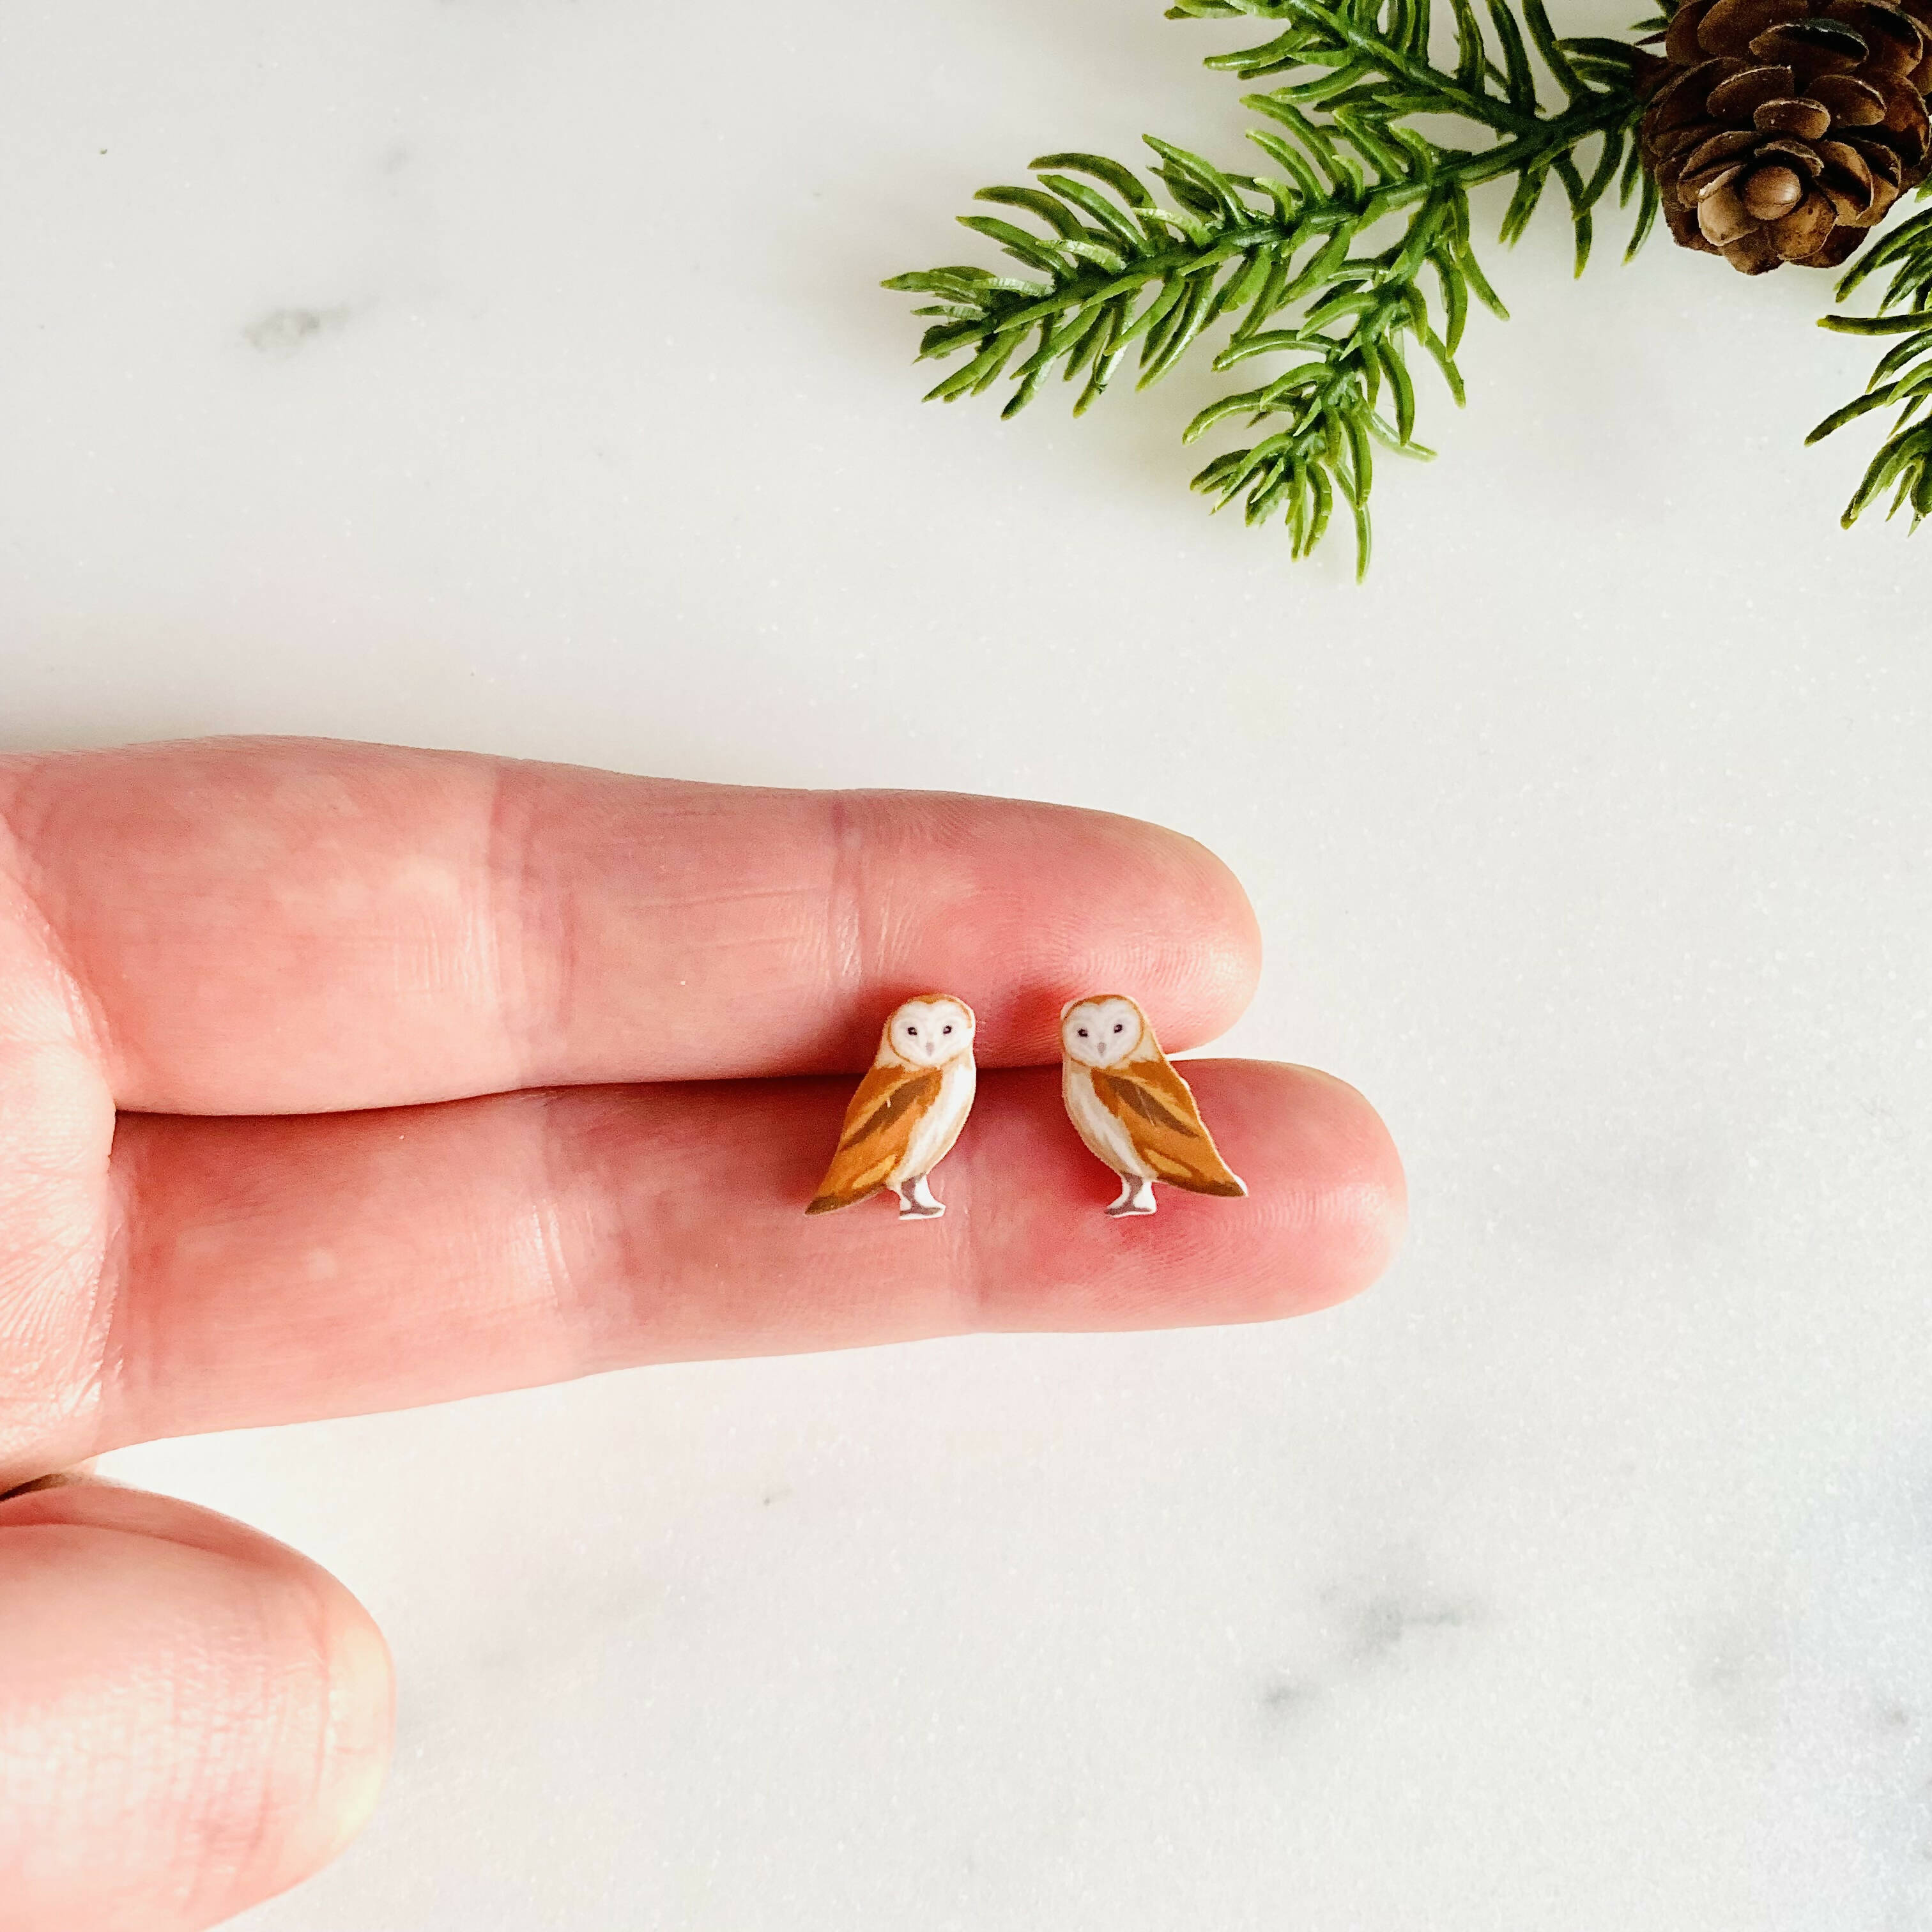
[1061,995,1146,1069]
[888,995,975,1067]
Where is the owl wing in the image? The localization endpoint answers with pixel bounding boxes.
[806,1063,944,1213]
[1092,1057,1246,1197]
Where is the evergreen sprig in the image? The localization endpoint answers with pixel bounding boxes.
[885,0,1657,572]
[1811,198,1932,529]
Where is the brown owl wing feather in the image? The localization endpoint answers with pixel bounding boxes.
[1092,1059,1246,1197]
[806,1063,943,1214]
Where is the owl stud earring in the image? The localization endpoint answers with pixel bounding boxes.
[1059,994,1245,1216]
[806,993,977,1219]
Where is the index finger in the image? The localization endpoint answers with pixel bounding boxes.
[0,739,1261,1114]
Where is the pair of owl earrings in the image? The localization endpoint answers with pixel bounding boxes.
[806,993,1246,1221]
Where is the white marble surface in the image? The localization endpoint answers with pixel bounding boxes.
[5,1,1932,1925]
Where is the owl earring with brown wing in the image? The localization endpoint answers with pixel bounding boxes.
[806,994,977,1219]
[1059,994,1245,1217]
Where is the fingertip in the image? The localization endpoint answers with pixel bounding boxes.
[1156,826,1264,1046]
[1204,1062,1405,1326]
[1271,1064,1407,1315]
[959,806,1262,1065]
[0,1482,394,1931]
[307,1580,395,1874]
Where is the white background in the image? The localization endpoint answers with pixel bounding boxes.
[4,2,1931,1926]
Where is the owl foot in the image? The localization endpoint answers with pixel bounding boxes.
[894,1175,945,1219]
[1105,1177,1158,1217]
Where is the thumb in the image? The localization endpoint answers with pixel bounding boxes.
[0,1476,392,1932]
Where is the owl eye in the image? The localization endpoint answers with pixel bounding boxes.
[1113,1022,1124,1034]
[942,1023,953,1034]
[1077,1027,1088,1038]
[907,1025,917,1036]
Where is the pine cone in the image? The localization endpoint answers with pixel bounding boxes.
[1641,0,1932,272]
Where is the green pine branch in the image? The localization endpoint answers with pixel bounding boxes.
[885,0,1657,573]
[1810,197,1932,529]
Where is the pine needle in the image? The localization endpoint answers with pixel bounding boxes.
[885,0,1654,572]
[1813,195,1932,530]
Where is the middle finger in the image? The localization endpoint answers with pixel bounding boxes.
[95,1062,1404,1455]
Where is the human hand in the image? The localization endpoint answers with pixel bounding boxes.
[0,737,1404,1931]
